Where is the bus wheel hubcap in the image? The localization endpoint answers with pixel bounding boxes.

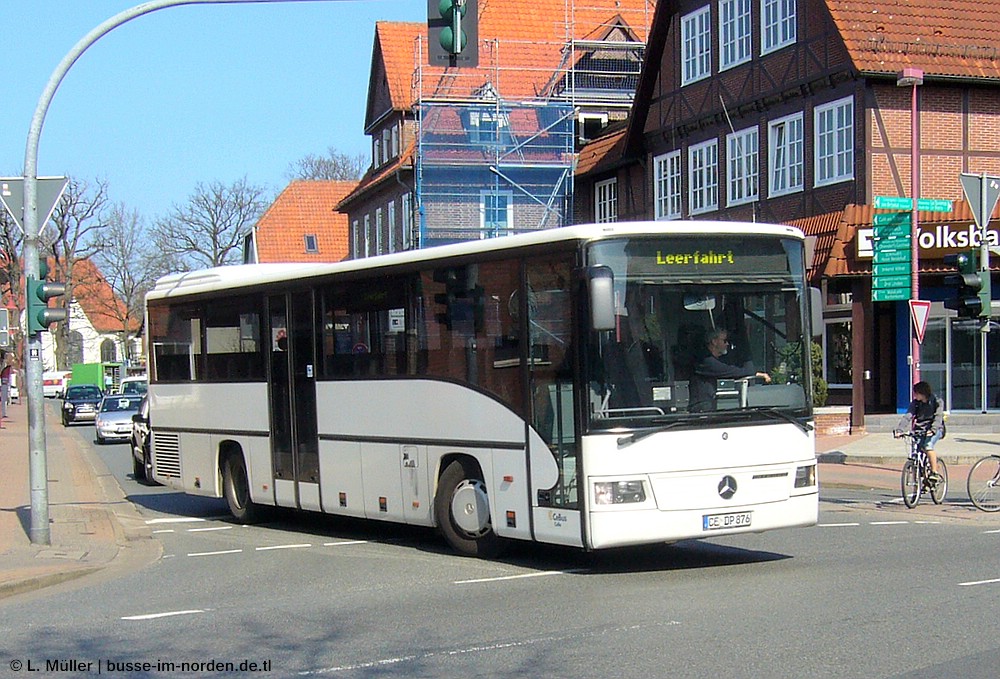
[451,479,490,536]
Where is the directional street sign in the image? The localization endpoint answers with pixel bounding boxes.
[873,247,911,264]
[872,212,910,226]
[872,287,911,302]
[873,262,911,277]
[959,173,1000,231]
[874,196,954,212]
[0,177,69,234]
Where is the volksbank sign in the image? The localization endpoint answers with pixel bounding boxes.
[857,221,1000,258]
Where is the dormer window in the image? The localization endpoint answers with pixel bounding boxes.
[373,137,382,168]
[304,234,318,254]
[466,109,510,145]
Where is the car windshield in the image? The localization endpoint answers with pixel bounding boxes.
[67,386,102,399]
[101,397,141,413]
[121,380,147,395]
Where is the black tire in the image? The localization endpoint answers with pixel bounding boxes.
[132,443,146,481]
[968,455,1000,512]
[435,459,502,558]
[62,415,70,427]
[930,459,948,505]
[901,459,920,508]
[222,453,261,524]
[141,444,159,486]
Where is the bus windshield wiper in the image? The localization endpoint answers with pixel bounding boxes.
[616,419,696,447]
[745,406,813,434]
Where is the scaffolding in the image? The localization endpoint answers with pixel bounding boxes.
[414,1,649,247]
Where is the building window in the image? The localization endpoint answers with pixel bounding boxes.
[824,319,852,388]
[681,6,712,86]
[762,0,796,55]
[814,96,854,186]
[719,0,752,70]
[654,150,682,220]
[363,214,371,257]
[351,219,359,259]
[594,178,617,223]
[727,126,759,206]
[480,191,513,238]
[387,199,396,253]
[768,112,804,197]
[304,234,318,254]
[390,124,399,158]
[375,207,383,255]
[688,139,719,215]
[468,109,510,145]
[578,113,608,145]
[373,137,382,169]
[382,128,391,165]
[401,193,413,250]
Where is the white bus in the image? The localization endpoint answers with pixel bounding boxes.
[145,222,819,556]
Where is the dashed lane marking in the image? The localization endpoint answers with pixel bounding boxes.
[958,577,1000,587]
[187,526,234,533]
[255,543,313,551]
[454,569,585,585]
[188,549,243,557]
[121,609,207,621]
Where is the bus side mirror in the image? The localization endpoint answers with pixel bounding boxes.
[810,287,823,338]
[589,266,615,331]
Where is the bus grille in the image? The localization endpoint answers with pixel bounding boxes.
[153,433,182,478]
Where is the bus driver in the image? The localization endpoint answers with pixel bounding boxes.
[689,327,770,412]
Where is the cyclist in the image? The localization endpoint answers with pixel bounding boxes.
[903,381,945,484]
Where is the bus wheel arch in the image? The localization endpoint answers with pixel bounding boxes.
[220,441,262,524]
[435,455,502,558]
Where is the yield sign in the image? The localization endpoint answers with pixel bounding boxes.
[0,176,68,235]
[909,299,932,345]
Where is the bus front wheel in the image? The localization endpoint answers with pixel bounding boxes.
[222,453,261,524]
[435,459,502,558]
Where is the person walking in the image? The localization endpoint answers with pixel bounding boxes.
[0,352,11,421]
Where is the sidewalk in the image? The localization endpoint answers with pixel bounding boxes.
[816,427,1000,465]
[0,397,159,600]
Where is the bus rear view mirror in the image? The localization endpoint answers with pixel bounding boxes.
[810,287,823,338]
[589,266,615,331]
[683,294,716,311]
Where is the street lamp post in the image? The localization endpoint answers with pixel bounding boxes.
[897,67,923,386]
[22,0,333,545]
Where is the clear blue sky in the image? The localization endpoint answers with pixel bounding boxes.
[1,0,425,221]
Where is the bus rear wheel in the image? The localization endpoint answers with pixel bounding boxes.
[435,459,502,558]
[222,453,261,524]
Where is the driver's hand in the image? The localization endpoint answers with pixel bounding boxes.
[757,371,772,384]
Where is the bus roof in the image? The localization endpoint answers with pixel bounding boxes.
[146,221,804,300]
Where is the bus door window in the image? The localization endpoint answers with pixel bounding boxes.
[290,291,319,483]
[321,279,408,378]
[268,297,293,480]
[526,254,577,509]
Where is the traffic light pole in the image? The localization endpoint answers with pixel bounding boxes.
[21,0,335,545]
[979,176,991,414]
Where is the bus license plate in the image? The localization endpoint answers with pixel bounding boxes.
[703,511,752,531]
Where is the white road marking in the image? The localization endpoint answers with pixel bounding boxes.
[144,517,206,525]
[188,526,233,533]
[188,549,243,557]
[983,528,1000,534]
[150,529,175,534]
[122,609,207,621]
[255,543,312,551]
[871,521,909,525]
[323,540,368,547]
[958,577,1000,587]
[454,569,584,584]
[818,522,860,527]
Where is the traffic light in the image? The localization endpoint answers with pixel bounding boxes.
[26,275,67,335]
[427,0,478,67]
[943,249,990,319]
[0,308,9,347]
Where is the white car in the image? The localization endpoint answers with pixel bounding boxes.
[119,375,148,396]
[94,394,143,444]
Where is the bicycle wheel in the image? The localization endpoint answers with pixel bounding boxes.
[931,459,948,504]
[901,459,920,508]
[967,455,1000,512]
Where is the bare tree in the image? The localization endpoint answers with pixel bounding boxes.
[90,203,166,368]
[0,208,22,306]
[45,177,110,370]
[285,147,368,181]
[153,177,269,269]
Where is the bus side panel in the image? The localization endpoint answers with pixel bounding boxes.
[319,440,365,518]
[488,448,532,542]
[360,442,406,522]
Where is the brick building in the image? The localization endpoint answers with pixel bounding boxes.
[575,0,1000,421]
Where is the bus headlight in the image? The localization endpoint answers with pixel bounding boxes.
[794,464,816,488]
[594,480,646,505]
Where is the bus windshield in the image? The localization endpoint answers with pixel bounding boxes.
[586,235,812,431]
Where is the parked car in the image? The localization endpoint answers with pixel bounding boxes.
[43,370,73,398]
[61,384,104,426]
[130,395,157,485]
[94,394,143,444]
[119,375,148,396]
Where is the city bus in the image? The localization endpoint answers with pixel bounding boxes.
[145,222,819,556]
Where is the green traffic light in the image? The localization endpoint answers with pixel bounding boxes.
[26,276,67,335]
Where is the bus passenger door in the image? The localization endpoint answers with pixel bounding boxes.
[268,293,320,510]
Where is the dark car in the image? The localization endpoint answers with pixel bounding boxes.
[61,384,104,426]
[130,394,158,485]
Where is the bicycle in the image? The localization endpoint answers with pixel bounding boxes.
[967,454,1000,512]
[893,430,948,508]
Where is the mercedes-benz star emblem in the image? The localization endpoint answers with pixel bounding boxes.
[718,475,737,500]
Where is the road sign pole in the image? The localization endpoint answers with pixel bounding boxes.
[908,72,921,385]
[980,174,990,414]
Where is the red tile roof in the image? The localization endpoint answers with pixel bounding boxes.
[575,124,627,175]
[374,1,654,111]
[70,258,140,335]
[254,181,356,263]
[824,1,1000,80]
